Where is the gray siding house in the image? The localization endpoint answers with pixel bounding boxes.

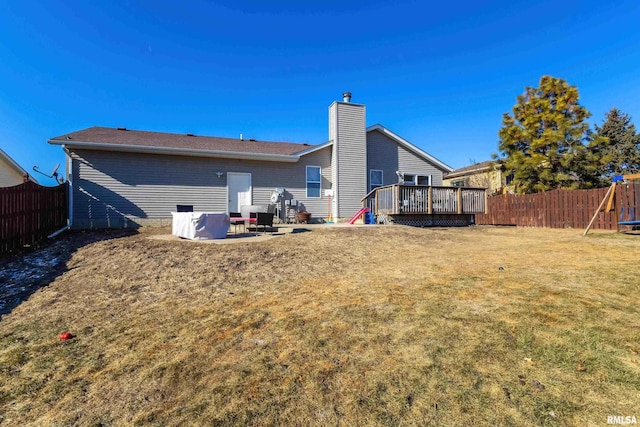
[49,94,453,229]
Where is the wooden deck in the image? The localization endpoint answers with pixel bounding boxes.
[362,184,486,226]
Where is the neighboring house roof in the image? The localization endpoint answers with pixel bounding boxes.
[366,124,453,172]
[0,148,36,184]
[444,160,496,179]
[49,126,318,162]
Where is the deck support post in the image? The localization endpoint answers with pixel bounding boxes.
[457,187,463,214]
[427,187,433,214]
[375,189,379,216]
[394,185,399,215]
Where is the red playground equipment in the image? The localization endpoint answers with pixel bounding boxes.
[347,207,371,225]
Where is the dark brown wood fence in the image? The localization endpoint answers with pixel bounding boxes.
[475,182,639,230]
[1,181,68,254]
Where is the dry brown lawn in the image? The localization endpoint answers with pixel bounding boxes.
[1,225,639,426]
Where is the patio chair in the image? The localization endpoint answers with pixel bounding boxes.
[176,204,193,212]
[247,212,257,234]
[229,212,244,234]
[255,212,274,233]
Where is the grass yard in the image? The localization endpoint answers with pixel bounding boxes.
[0,225,639,426]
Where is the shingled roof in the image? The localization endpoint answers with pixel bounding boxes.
[49,126,316,156]
[444,160,496,179]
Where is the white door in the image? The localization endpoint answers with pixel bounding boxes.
[227,173,252,213]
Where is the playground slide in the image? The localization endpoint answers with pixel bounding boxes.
[347,207,370,225]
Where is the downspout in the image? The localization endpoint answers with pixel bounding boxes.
[332,106,339,221]
[48,146,73,238]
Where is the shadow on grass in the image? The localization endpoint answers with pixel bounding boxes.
[0,229,137,319]
[290,228,312,234]
[226,226,312,237]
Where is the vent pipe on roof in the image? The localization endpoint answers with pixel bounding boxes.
[240,133,243,141]
[342,92,352,103]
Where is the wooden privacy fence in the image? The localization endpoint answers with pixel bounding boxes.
[1,181,68,254]
[475,182,639,230]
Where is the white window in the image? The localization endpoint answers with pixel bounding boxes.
[370,169,383,191]
[417,175,431,185]
[402,174,431,185]
[306,166,321,198]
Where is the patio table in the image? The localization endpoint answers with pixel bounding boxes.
[233,217,257,224]
[230,217,257,233]
[171,212,230,240]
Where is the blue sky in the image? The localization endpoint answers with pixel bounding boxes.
[1,0,639,185]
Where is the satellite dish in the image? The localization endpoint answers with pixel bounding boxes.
[33,163,65,184]
[270,192,279,203]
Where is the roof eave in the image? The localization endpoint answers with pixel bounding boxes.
[0,148,29,176]
[49,140,300,162]
[445,162,497,178]
[366,124,453,172]
[295,140,333,156]
[445,166,493,179]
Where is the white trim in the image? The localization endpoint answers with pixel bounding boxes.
[0,148,35,182]
[418,174,432,186]
[402,173,431,185]
[49,140,300,163]
[445,163,494,179]
[295,140,333,156]
[403,173,415,184]
[366,124,453,172]
[330,103,339,220]
[226,172,252,213]
[369,169,383,191]
[306,165,321,198]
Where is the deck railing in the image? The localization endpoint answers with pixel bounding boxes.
[363,184,486,216]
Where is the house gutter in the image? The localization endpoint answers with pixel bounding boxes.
[47,140,301,162]
[47,146,73,238]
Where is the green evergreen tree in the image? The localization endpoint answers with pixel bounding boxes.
[496,76,606,193]
[595,108,640,176]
